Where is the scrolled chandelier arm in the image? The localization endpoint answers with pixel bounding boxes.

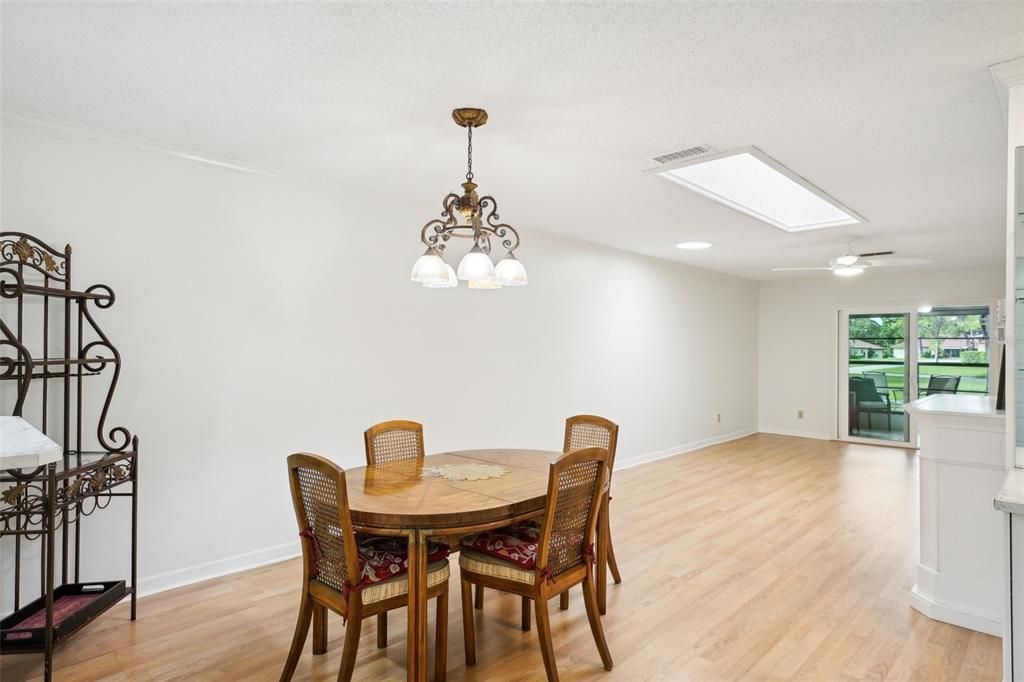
[410,108,528,289]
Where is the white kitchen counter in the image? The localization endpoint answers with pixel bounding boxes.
[904,393,1006,637]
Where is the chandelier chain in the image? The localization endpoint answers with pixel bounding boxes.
[466,125,473,182]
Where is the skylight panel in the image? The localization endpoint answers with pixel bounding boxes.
[651,147,864,232]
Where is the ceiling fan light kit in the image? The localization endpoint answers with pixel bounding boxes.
[412,107,527,290]
[770,239,904,277]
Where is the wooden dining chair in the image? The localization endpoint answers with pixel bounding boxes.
[559,415,620,614]
[363,419,425,465]
[281,453,450,682]
[458,447,614,682]
[362,419,429,646]
[475,415,622,616]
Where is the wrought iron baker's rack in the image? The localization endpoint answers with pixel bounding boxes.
[0,232,138,681]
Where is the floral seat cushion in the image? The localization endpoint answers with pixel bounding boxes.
[356,535,450,587]
[460,520,540,570]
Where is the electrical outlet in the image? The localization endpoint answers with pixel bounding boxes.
[716,413,721,423]
[797,410,804,419]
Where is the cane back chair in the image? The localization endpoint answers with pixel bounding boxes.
[364,420,425,465]
[282,453,450,682]
[458,447,614,682]
[362,420,430,646]
[475,415,622,615]
[558,415,620,614]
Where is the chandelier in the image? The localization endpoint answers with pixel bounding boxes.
[410,108,528,289]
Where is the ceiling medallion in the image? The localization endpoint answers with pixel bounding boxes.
[410,108,528,289]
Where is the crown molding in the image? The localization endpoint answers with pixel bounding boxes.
[1,108,346,193]
[989,57,1024,127]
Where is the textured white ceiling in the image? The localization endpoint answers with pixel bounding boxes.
[2,1,1021,280]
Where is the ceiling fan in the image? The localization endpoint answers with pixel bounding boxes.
[771,241,907,277]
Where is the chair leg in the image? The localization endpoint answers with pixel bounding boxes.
[607,534,622,585]
[474,584,484,609]
[337,602,363,682]
[460,579,476,666]
[435,583,449,682]
[521,596,531,631]
[376,612,387,649]
[313,603,328,655]
[597,500,609,614]
[582,573,614,671]
[534,593,559,682]
[559,591,569,610]
[280,593,313,682]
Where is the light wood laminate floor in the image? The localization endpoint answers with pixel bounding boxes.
[2,434,1002,681]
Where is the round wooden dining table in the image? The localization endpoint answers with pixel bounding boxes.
[344,448,559,682]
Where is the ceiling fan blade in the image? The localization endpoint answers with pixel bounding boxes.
[862,257,929,267]
[770,266,833,271]
[857,250,894,258]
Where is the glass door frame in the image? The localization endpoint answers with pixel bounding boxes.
[838,305,919,448]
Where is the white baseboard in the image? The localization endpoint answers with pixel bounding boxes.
[615,428,756,471]
[910,584,1002,637]
[757,427,833,441]
[130,428,761,600]
[137,539,300,598]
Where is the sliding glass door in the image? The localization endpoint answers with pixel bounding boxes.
[843,311,912,443]
[838,304,992,446]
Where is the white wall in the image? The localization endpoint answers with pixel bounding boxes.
[758,268,1004,440]
[0,119,759,602]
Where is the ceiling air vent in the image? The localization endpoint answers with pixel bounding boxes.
[650,144,716,165]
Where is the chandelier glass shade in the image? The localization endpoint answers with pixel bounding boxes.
[456,244,496,281]
[468,278,503,290]
[495,252,528,286]
[413,108,527,289]
[410,247,449,284]
[422,261,458,288]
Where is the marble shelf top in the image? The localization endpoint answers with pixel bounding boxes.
[995,468,1024,515]
[903,394,1004,419]
[0,416,63,470]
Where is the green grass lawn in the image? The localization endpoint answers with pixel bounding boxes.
[850,363,989,402]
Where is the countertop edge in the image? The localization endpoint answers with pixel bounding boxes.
[995,468,1024,514]
[903,394,1005,420]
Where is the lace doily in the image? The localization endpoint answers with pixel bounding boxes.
[421,463,511,481]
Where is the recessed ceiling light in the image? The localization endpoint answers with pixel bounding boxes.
[675,241,713,250]
[650,146,864,232]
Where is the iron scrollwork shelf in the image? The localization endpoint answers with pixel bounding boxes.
[1,452,136,537]
[0,232,139,682]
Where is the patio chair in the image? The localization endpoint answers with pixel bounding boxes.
[925,375,961,395]
[863,371,894,405]
[849,375,891,431]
